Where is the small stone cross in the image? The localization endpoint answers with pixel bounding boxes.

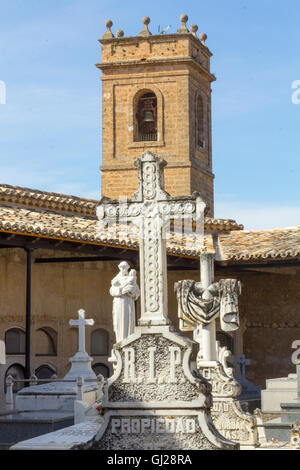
[234,354,250,383]
[69,309,94,354]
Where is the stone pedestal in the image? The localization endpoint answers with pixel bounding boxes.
[64,351,97,381]
[197,360,258,447]
[264,365,300,442]
[261,374,297,413]
[73,327,238,450]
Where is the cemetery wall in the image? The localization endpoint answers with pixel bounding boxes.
[0,247,298,400]
[220,268,300,388]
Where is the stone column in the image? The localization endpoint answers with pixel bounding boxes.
[200,253,216,361]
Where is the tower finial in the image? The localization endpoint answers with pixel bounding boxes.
[190,24,198,37]
[139,16,152,37]
[199,33,208,46]
[177,14,189,33]
[103,19,114,39]
[116,30,124,38]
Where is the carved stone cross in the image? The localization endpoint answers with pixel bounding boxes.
[97,151,206,326]
[234,354,251,383]
[69,309,95,354]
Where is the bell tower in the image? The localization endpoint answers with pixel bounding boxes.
[97,14,216,216]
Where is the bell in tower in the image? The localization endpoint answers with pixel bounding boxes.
[97,14,215,216]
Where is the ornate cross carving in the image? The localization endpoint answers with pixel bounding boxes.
[97,151,206,326]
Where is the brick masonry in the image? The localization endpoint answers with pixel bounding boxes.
[98,33,215,215]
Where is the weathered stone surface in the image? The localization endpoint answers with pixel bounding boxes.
[198,362,241,398]
[11,420,102,450]
[107,330,209,405]
[75,410,224,450]
[77,326,238,450]
[211,400,258,444]
[198,361,258,447]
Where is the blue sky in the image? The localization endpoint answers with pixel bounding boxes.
[0,0,299,229]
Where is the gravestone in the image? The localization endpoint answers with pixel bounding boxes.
[11,152,240,451]
[2,310,99,448]
[16,309,97,412]
[262,341,300,413]
[85,152,237,450]
[234,354,261,405]
[12,152,238,451]
[263,364,300,442]
[175,252,258,447]
[65,309,97,381]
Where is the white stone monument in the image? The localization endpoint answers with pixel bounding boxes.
[262,340,300,413]
[16,309,97,412]
[110,262,140,343]
[175,252,259,447]
[81,151,237,450]
[12,152,239,450]
[65,309,97,380]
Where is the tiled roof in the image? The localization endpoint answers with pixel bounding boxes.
[217,227,300,261]
[0,203,208,257]
[0,184,243,232]
[0,201,299,262]
[0,184,96,216]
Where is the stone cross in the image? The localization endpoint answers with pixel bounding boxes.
[69,309,94,354]
[234,354,251,384]
[97,151,206,326]
[175,252,241,362]
[199,252,217,361]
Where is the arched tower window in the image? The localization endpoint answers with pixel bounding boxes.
[36,327,57,356]
[135,91,157,142]
[5,328,25,355]
[196,94,205,149]
[91,329,109,356]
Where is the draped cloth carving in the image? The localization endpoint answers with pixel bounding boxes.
[174,278,241,333]
[218,279,241,332]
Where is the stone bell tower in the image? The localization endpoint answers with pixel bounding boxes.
[97,14,216,216]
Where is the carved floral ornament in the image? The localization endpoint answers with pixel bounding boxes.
[174,278,241,333]
[97,201,197,220]
[96,152,206,245]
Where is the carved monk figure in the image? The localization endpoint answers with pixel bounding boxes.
[110,262,140,343]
